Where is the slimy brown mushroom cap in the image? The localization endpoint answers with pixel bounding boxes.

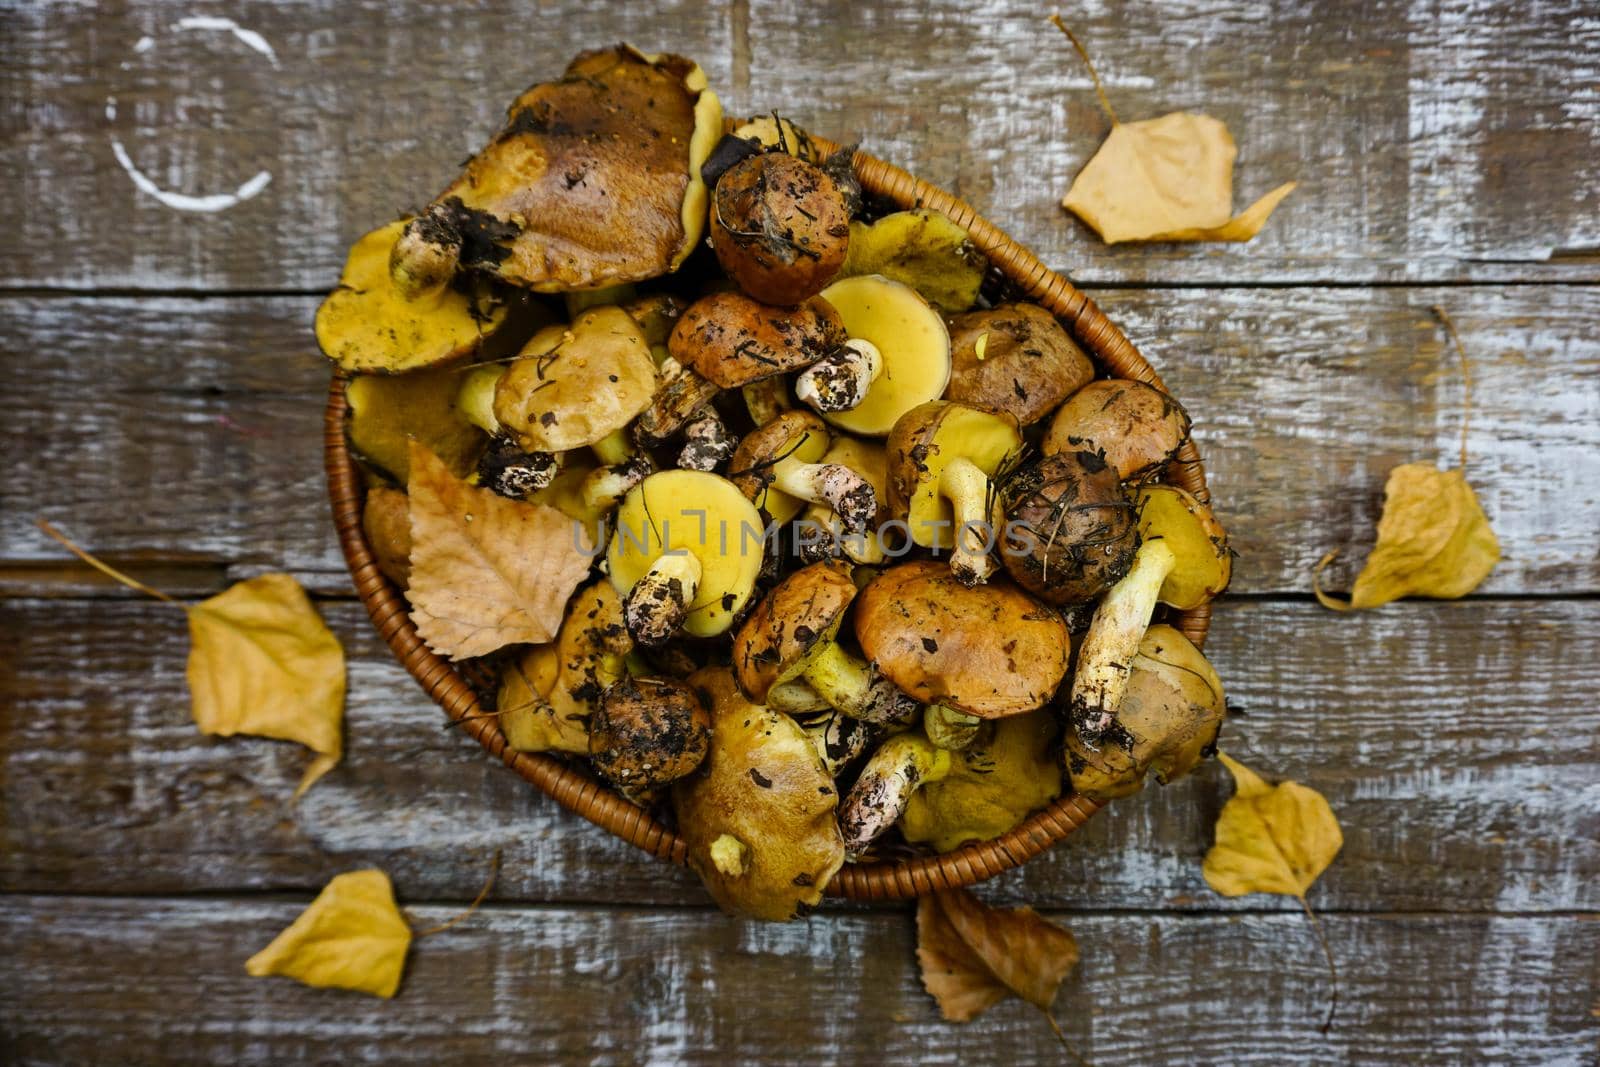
[1044,379,1193,482]
[711,151,851,306]
[946,303,1094,426]
[669,291,845,389]
[588,676,711,799]
[997,449,1139,604]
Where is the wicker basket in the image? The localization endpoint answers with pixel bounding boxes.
[324,146,1213,901]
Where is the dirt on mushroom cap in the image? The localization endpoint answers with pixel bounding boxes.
[732,559,857,703]
[671,292,845,389]
[946,304,1094,426]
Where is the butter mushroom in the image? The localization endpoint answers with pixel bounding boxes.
[731,560,919,724]
[996,449,1140,604]
[672,667,844,920]
[711,151,851,305]
[923,705,983,751]
[837,208,986,314]
[1044,379,1192,482]
[1069,485,1231,748]
[361,487,412,590]
[799,708,877,776]
[392,46,721,292]
[317,219,509,374]
[803,275,952,435]
[1065,624,1224,800]
[607,470,766,642]
[798,437,891,565]
[838,733,952,857]
[545,579,634,743]
[588,676,711,801]
[855,561,1070,718]
[886,400,1022,585]
[346,365,486,484]
[728,411,878,532]
[946,303,1094,426]
[497,644,583,754]
[901,709,1062,852]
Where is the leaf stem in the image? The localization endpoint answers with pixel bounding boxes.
[1297,893,1340,1034]
[35,519,177,604]
[1043,1008,1094,1066]
[1050,15,1119,126]
[1431,305,1472,471]
[415,850,502,938]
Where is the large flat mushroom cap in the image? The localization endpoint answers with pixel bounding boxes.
[431,46,721,291]
[731,560,857,703]
[316,219,508,373]
[815,274,952,436]
[856,561,1069,718]
[493,305,658,453]
[673,667,845,921]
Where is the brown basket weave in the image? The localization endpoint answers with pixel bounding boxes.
[324,146,1212,901]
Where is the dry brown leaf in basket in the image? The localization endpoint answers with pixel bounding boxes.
[917,889,1081,1052]
[1315,308,1500,611]
[1051,16,1295,244]
[37,520,346,798]
[405,441,595,659]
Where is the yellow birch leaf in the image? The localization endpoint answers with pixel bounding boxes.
[1316,463,1500,612]
[186,573,346,798]
[1062,111,1295,244]
[1203,753,1342,900]
[405,441,595,659]
[246,869,412,998]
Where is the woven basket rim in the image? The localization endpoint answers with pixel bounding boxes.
[324,144,1214,902]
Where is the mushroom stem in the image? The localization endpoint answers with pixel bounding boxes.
[636,360,721,447]
[767,677,830,714]
[939,456,1000,585]
[456,365,508,435]
[803,709,875,776]
[389,203,463,300]
[591,428,633,467]
[797,509,887,565]
[924,705,983,750]
[1069,538,1177,747]
[803,642,920,724]
[478,436,561,497]
[678,411,737,472]
[772,459,878,535]
[839,734,952,856]
[796,339,883,414]
[742,378,792,426]
[622,551,704,646]
[582,453,653,513]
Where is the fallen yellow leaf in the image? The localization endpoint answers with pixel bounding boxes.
[405,441,595,659]
[1052,19,1294,244]
[1203,753,1342,900]
[187,573,347,797]
[246,870,412,998]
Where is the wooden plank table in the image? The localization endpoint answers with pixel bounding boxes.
[2,1,1597,1063]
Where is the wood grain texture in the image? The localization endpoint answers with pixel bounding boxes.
[2,895,1597,1066]
[4,0,1598,291]
[3,285,1595,597]
[5,596,1596,912]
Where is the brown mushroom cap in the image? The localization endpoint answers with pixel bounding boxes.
[997,450,1139,604]
[1138,484,1232,609]
[413,46,721,291]
[946,303,1094,426]
[493,306,658,453]
[885,400,1021,548]
[726,409,832,525]
[361,487,413,590]
[316,219,510,374]
[588,676,711,796]
[669,291,845,389]
[1044,379,1193,481]
[548,579,634,727]
[731,560,857,703]
[855,561,1070,717]
[672,667,844,921]
[711,152,851,306]
[1064,625,1224,801]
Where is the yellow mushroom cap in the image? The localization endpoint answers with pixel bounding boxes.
[815,274,952,436]
[607,471,766,638]
[727,410,832,525]
[492,306,658,453]
[901,709,1062,852]
[1137,484,1232,610]
[886,400,1022,549]
[316,219,508,374]
[672,668,844,921]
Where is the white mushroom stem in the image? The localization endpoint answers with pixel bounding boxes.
[743,378,792,426]
[389,204,462,300]
[1069,538,1178,748]
[582,454,652,513]
[796,339,883,414]
[678,412,737,472]
[924,705,982,750]
[803,642,919,724]
[622,551,703,646]
[797,507,887,565]
[709,833,749,878]
[839,734,952,856]
[939,456,1000,586]
[771,456,878,535]
[803,710,875,776]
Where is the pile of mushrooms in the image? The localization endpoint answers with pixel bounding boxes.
[324,48,1232,922]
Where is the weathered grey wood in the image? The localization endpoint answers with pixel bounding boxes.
[3,286,1595,597]
[4,0,1598,290]
[4,596,1596,912]
[2,895,1596,1066]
